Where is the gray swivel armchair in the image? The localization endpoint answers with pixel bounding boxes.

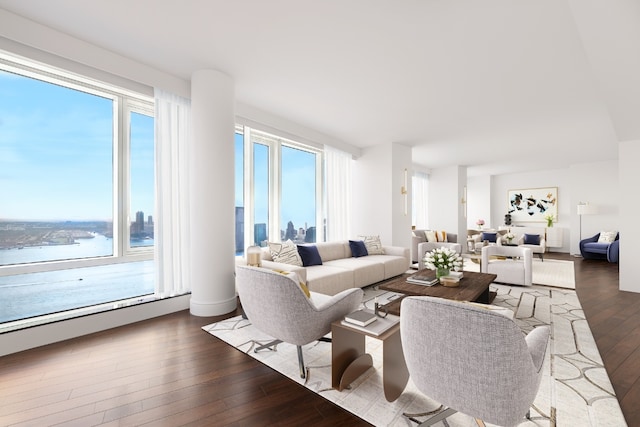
[235,265,363,379]
[400,296,549,426]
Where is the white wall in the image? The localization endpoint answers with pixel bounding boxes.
[428,166,466,241]
[352,143,412,248]
[619,140,640,292]
[569,160,619,254]
[467,175,491,229]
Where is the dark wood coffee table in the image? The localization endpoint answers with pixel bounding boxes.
[379,270,497,316]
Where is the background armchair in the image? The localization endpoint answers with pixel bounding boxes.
[470,230,504,253]
[400,296,549,426]
[411,229,458,264]
[518,232,546,261]
[482,245,533,286]
[580,232,620,263]
[235,265,362,378]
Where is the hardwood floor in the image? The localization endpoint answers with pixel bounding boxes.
[0,254,638,426]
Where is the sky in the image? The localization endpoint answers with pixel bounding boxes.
[0,69,154,222]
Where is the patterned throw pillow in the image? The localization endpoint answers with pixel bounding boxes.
[435,230,447,242]
[268,240,303,266]
[359,235,385,255]
[598,231,617,243]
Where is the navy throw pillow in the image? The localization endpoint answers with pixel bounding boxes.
[349,240,369,258]
[481,232,497,243]
[523,233,540,245]
[297,245,323,267]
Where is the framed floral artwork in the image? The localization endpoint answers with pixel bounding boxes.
[507,187,558,223]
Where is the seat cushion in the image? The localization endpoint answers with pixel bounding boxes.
[583,242,610,254]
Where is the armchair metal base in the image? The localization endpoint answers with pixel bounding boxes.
[255,337,332,379]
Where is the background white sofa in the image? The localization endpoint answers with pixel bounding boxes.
[242,241,410,295]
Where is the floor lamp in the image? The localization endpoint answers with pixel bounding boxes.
[576,202,596,256]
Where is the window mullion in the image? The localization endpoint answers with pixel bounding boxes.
[271,141,281,242]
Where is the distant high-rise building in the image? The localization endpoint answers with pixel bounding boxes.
[147,215,153,225]
[235,207,244,253]
[136,211,144,232]
[254,223,267,246]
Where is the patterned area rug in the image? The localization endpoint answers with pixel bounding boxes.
[203,284,625,426]
[463,258,576,289]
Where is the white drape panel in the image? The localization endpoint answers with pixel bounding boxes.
[154,89,192,297]
[324,145,352,241]
[413,171,429,229]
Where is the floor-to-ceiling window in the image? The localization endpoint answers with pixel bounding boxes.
[0,53,155,331]
[235,126,322,252]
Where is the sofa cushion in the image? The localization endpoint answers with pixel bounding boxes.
[304,265,355,296]
[324,258,385,288]
[366,254,409,279]
[268,240,302,266]
[523,234,540,245]
[297,245,323,267]
[348,240,369,257]
[481,232,497,243]
[598,231,617,243]
[425,230,437,243]
[359,235,385,254]
[315,241,349,262]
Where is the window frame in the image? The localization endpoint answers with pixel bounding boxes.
[0,52,154,278]
[238,125,324,249]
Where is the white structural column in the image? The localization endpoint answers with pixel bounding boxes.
[189,69,237,316]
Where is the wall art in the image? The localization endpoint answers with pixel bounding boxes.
[507,187,558,223]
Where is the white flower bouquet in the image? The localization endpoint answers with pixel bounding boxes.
[423,247,463,272]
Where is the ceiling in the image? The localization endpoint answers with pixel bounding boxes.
[0,0,627,176]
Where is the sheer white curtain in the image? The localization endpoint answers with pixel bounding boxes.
[413,171,429,229]
[324,145,352,241]
[154,89,192,297]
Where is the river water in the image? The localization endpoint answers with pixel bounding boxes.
[0,235,155,324]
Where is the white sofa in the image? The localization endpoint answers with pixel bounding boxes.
[240,241,410,296]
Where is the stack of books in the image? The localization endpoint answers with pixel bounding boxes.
[341,309,399,336]
[343,309,377,327]
[407,271,438,286]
